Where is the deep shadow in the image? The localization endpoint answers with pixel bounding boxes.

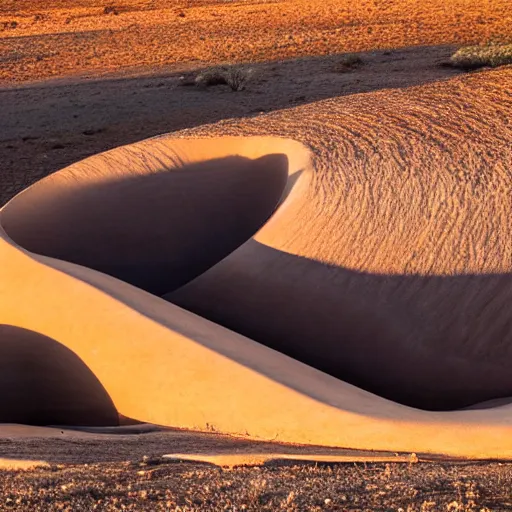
[22,218,512,415]
[0,44,463,206]
[1,154,289,295]
[3,150,511,413]
[0,325,118,426]
[166,240,512,412]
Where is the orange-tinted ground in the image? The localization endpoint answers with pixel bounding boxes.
[0,44,466,206]
[2,1,512,510]
[1,0,511,84]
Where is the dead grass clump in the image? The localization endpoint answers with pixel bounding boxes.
[224,66,255,91]
[194,66,255,91]
[333,54,364,72]
[450,43,512,70]
[195,67,229,87]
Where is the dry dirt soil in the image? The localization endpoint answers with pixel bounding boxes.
[1,0,512,510]
[1,426,512,510]
[3,459,512,511]
[1,0,510,205]
[1,0,511,84]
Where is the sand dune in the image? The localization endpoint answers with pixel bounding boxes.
[1,68,512,460]
[167,68,512,411]
[1,138,298,295]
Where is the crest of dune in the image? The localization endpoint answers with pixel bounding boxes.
[1,68,511,460]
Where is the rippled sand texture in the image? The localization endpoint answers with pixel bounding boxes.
[1,68,511,459]
[169,68,512,411]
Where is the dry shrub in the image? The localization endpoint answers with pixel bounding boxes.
[224,66,255,91]
[194,65,255,91]
[450,42,512,70]
[194,67,229,87]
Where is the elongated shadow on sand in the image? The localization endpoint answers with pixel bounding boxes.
[1,154,289,295]
[166,240,512,412]
[0,44,465,206]
[0,325,118,426]
[2,150,511,418]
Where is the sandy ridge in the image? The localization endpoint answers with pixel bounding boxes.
[1,68,512,460]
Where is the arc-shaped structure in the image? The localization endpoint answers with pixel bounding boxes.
[1,68,511,459]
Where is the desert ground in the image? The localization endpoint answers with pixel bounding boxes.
[1,0,511,204]
[1,424,512,510]
[1,0,512,510]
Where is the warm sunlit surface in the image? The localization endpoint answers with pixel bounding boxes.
[1,0,512,508]
[2,68,512,459]
[1,0,511,83]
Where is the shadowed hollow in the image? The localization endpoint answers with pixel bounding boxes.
[1,68,512,460]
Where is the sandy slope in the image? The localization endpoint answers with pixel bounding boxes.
[1,4,512,495]
[0,423,417,466]
[167,67,512,410]
[0,45,464,207]
[1,68,512,460]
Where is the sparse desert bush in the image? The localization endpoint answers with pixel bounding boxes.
[450,42,512,70]
[2,21,18,30]
[332,54,364,72]
[194,65,255,91]
[194,67,230,87]
[224,66,255,91]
